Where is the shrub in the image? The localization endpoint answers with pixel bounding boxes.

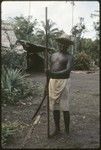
[74,52,91,70]
[1,121,21,146]
[1,47,27,72]
[1,66,33,104]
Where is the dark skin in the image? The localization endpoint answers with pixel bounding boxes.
[48,44,73,79]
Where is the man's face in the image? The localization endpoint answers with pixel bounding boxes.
[61,44,69,52]
[58,43,70,52]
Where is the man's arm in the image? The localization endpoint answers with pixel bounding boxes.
[48,55,74,79]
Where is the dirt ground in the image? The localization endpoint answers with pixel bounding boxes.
[2,71,100,149]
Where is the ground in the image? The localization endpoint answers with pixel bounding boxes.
[2,71,100,149]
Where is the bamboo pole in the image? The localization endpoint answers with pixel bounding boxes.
[71,1,75,55]
[45,7,50,138]
[71,2,74,55]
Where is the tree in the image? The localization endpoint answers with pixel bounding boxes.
[91,39,99,66]
[91,10,99,39]
[91,10,99,66]
[71,17,86,54]
[10,15,38,42]
[36,19,62,48]
[74,51,91,70]
[78,38,99,66]
[80,38,93,55]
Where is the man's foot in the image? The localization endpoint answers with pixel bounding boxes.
[49,130,60,138]
[64,131,70,138]
[63,111,70,136]
[65,130,69,135]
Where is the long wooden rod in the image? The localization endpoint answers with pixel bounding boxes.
[45,7,50,138]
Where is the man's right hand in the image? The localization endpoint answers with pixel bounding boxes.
[45,69,51,77]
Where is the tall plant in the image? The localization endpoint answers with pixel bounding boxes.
[1,47,27,71]
[71,17,86,54]
[74,52,91,70]
[1,66,32,104]
[10,15,38,42]
[36,19,61,48]
[91,10,99,39]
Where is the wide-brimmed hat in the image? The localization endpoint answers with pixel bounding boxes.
[56,33,74,45]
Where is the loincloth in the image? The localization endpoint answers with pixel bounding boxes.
[49,78,71,111]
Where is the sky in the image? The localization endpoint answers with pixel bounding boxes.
[1,1,99,40]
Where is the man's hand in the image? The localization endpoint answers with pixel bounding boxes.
[45,69,51,77]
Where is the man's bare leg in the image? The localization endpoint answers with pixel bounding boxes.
[50,110,60,137]
[63,111,70,134]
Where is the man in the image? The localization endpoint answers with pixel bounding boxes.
[47,33,74,137]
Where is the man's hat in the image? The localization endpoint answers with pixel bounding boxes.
[56,33,74,45]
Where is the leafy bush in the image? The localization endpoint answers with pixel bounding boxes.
[1,121,21,146]
[1,47,27,71]
[74,52,91,70]
[1,66,33,104]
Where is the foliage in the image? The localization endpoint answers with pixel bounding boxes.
[71,17,86,38]
[91,10,99,39]
[1,66,33,104]
[10,15,38,42]
[1,47,27,71]
[1,121,21,146]
[36,19,64,49]
[74,52,91,70]
[7,15,99,68]
[71,17,86,53]
[9,16,64,50]
[91,39,99,66]
[94,21,99,37]
[80,38,99,66]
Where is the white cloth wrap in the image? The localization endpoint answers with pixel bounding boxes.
[49,78,71,111]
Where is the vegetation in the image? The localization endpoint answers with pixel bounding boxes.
[1,47,27,71]
[1,66,33,104]
[10,15,64,49]
[8,15,99,70]
[91,10,99,39]
[71,17,86,54]
[90,10,99,66]
[74,52,91,70]
[10,16,38,42]
[2,121,23,146]
[71,16,99,68]
[36,19,64,48]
